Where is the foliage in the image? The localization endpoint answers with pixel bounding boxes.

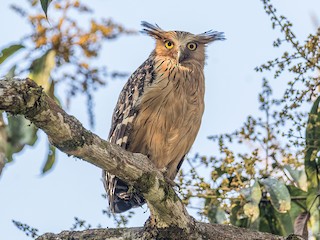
[13,217,94,238]
[40,0,51,17]
[70,217,92,231]
[2,0,319,239]
[0,44,24,64]
[12,220,39,238]
[0,0,132,173]
[176,0,320,239]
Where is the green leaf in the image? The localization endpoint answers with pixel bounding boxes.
[251,181,262,204]
[284,165,308,191]
[273,209,294,236]
[241,180,262,204]
[29,49,56,94]
[230,202,249,228]
[243,202,260,222]
[260,178,291,213]
[289,201,308,226]
[8,116,38,146]
[306,95,320,142]
[40,0,52,17]
[240,180,262,226]
[305,95,320,190]
[286,185,308,227]
[259,201,294,236]
[42,144,56,174]
[230,203,241,226]
[0,44,24,65]
[207,206,227,224]
[309,207,320,239]
[5,65,17,78]
[258,214,271,233]
[6,115,38,162]
[306,188,319,213]
[259,203,278,235]
[215,207,227,224]
[287,185,308,198]
[287,185,308,212]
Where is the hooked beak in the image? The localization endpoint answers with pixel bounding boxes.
[176,50,181,64]
[176,47,187,64]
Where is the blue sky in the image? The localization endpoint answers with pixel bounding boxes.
[0,0,319,239]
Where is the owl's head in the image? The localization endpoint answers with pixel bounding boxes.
[141,21,225,67]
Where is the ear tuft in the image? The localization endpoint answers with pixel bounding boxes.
[197,30,225,44]
[141,21,164,39]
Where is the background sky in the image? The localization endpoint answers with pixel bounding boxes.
[0,0,320,239]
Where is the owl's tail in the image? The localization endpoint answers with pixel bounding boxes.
[103,171,145,213]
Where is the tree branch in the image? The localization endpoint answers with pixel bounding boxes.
[37,223,289,240]
[0,78,193,229]
[0,78,297,239]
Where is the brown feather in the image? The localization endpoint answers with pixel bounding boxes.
[103,21,224,213]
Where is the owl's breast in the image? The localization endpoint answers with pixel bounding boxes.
[127,60,205,178]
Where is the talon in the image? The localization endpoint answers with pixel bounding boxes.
[165,177,179,188]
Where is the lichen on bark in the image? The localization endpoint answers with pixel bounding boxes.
[1,78,294,240]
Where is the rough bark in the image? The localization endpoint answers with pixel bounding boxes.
[0,78,193,229]
[37,223,290,240]
[0,78,301,239]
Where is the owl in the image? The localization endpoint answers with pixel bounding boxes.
[103,21,224,213]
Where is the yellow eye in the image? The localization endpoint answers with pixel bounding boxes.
[187,42,197,51]
[164,40,174,49]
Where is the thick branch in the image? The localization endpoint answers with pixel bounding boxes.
[37,223,288,240]
[0,78,192,229]
[1,78,293,240]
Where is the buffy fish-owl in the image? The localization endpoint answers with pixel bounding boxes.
[103,21,224,213]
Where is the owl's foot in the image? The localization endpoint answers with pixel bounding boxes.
[164,176,180,190]
[159,167,180,189]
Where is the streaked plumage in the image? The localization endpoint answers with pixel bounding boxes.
[103,21,224,213]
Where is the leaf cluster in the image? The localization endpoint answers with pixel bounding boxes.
[0,0,132,173]
[176,0,320,238]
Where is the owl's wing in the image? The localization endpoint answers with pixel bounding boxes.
[108,56,155,145]
[103,55,156,213]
